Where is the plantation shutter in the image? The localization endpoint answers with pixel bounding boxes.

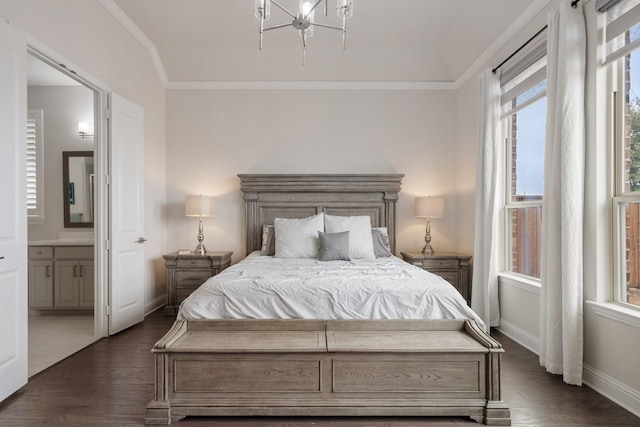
[27,110,44,219]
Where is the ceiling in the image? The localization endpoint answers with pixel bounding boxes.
[109,0,541,85]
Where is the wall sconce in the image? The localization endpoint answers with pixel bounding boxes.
[185,195,215,255]
[78,122,94,139]
[414,196,444,255]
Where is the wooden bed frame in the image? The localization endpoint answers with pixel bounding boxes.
[145,174,510,425]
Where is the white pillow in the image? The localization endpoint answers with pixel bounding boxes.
[274,213,324,258]
[324,214,376,259]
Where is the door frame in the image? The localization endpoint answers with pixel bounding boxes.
[27,38,111,338]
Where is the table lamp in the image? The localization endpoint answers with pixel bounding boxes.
[185,195,214,255]
[414,196,444,255]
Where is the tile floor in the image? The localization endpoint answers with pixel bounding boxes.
[28,312,96,377]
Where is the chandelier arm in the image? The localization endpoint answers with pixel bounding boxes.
[270,0,297,19]
[305,0,324,19]
[342,15,346,49]
[259,14,264,50]
[302,32,307,65]
[311,22,343,31]
[263,23,294,32]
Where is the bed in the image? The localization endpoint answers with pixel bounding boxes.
[145,174,510,425]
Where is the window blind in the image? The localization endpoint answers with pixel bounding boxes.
[604,0,640,65]
[499,33,547,119]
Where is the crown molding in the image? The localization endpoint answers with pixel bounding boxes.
[166,80,455,91]
[97,0,551,92]
[97,0,168,87]
[452,0,552,89]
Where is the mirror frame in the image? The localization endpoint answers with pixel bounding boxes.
[63,150,94,228]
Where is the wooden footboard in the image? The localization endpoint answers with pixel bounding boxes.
[145,319,510,425]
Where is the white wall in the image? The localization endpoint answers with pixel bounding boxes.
[0,0,167,312]
[166,89,461,261]
[455,0,640,414]
[27,86,95,240]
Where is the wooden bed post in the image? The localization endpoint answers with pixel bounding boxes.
[243,191,259,256]
[145,321,189,425]
[464,320,511,426]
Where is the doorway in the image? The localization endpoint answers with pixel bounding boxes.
[25,51,100,377]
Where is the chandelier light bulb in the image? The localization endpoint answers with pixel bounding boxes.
[337,0,353,18]
[254,0,271,20]
[300,0,314,16]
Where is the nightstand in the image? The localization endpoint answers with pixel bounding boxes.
[163,251,232,316]
[400,252,472,305]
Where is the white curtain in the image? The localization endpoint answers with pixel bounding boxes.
[471,69,502,328]
[540,1,586,386]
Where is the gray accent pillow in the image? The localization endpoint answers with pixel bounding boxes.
[318,231,350,261]
[372,228,392,257]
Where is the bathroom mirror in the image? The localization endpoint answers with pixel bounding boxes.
[63,151,94,228]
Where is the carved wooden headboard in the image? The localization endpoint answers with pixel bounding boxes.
[238,174,404,255]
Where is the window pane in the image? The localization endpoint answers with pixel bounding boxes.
[620,201,640,307]
[508,206,542,279]
[626,49,640,193]
[511,97,546,199]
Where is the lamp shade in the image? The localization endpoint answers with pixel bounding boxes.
[185,195,214,217]
[414,197,444,218]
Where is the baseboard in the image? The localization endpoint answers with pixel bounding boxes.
[495,319,540,355]
[583,364,640,418]
[497,320,640,418]
[145,294,166,316]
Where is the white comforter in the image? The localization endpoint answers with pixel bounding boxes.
[178,252,485,329]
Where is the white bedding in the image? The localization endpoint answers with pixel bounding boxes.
[178,252,485,329]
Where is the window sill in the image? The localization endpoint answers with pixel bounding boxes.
[498,272,541,294]
[586,301,640,328]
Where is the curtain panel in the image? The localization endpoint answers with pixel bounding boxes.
[539,0,587,386]
[471,69,502,328]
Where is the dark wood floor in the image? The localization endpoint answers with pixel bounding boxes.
[1,310,639,427]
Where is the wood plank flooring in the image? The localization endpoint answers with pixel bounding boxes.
[1,310,639,426]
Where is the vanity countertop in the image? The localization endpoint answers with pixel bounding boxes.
[29,240,94,246]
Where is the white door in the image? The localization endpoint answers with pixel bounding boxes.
[109,93,145,335]
[0,19,28,402]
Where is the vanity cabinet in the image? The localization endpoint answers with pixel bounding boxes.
[28,244,94,310]
[28,247,54,308]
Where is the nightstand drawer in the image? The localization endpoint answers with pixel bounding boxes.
[400,252,472,305]
[176,287,198,303]
[434,271,459,286]
[163,251,233,316]
[421,259,459,269]
[176,270,212,287]
[176,258,213,269]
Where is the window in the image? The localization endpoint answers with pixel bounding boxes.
[499,40,547,279]
[27,109,44,223]
[606,0,640,307]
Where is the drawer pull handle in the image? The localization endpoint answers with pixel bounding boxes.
[46,265,51,278]
[73,265,78,278]
[0,256,4,260]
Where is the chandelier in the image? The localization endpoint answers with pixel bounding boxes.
[254,0,354,64]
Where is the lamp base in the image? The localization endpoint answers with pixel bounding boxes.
[193,243,206,255]
[422,244,434,255]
